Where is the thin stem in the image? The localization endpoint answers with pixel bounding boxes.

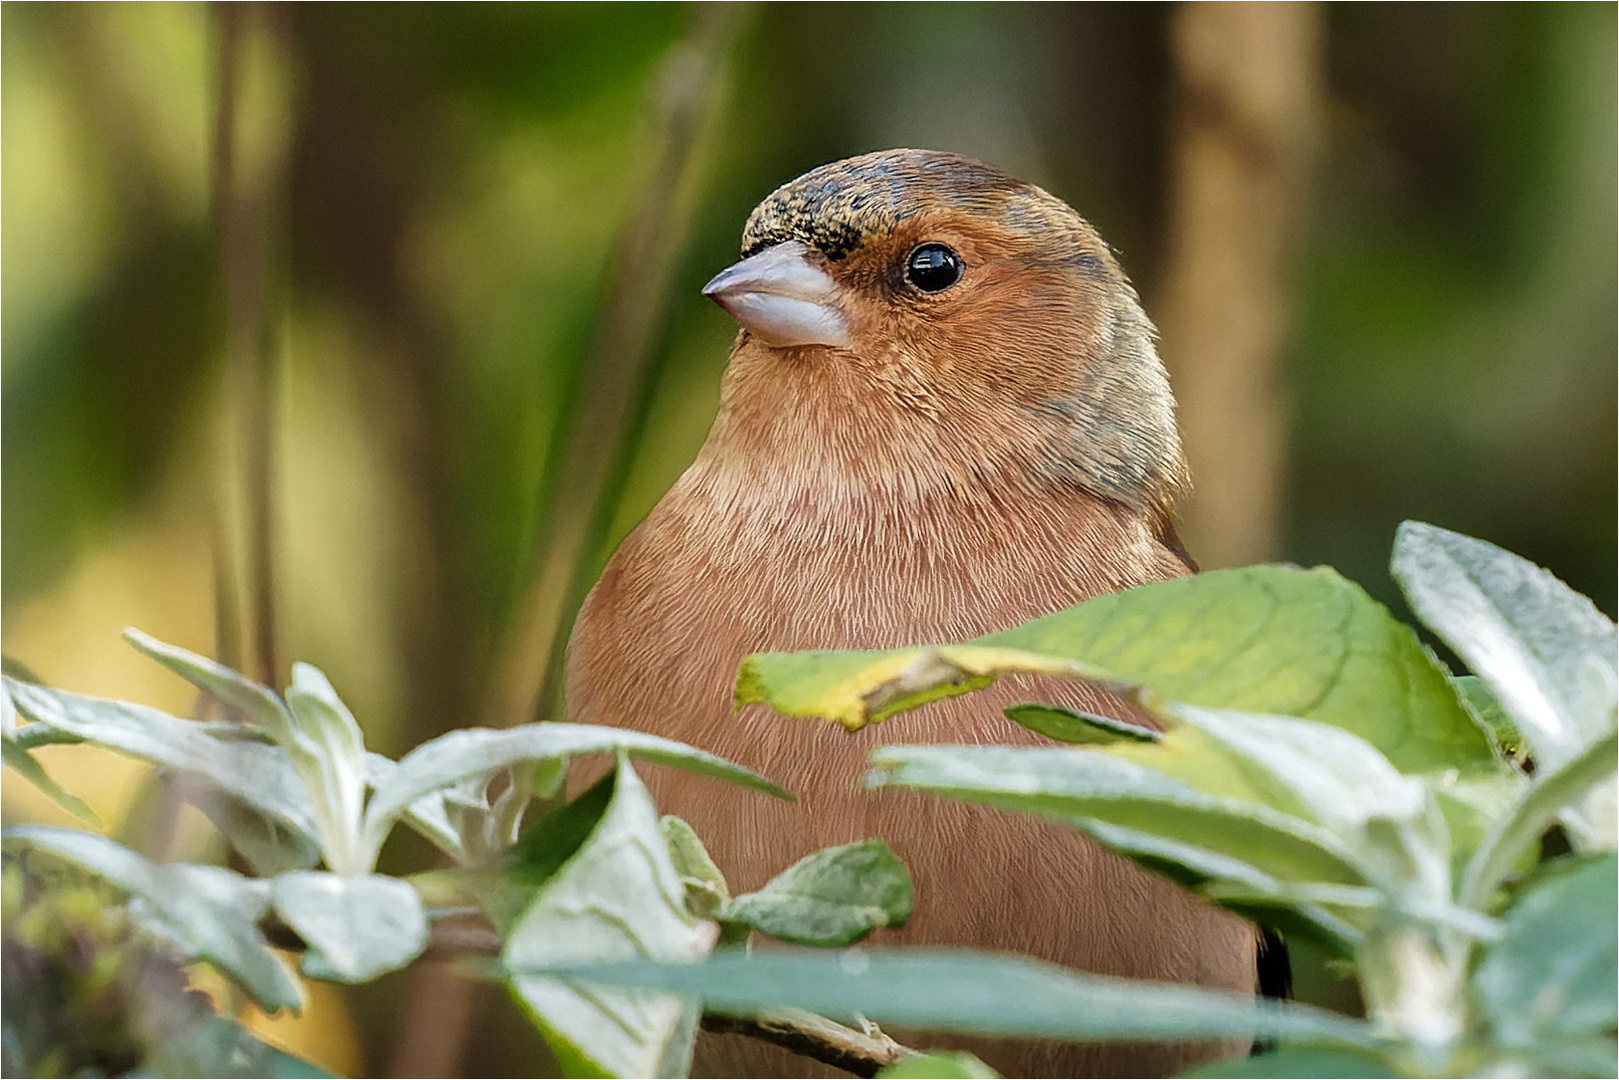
[1356,922,1465,1074]
[212,0,286,689]
[700,1010,914,1078]
[491,2,749,729]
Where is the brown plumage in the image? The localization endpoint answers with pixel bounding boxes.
[566,150,1255,1078]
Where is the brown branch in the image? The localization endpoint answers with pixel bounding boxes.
[134,0,295,871]
[701,1010,915,1079]
[419,917,502,961]
[414,918,917,1076]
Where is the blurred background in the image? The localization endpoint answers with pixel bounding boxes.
[3,3,1613,1076]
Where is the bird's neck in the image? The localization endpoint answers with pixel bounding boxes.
[660,382,1184,649]
[601,340,1191,655]
[690,345,1165,526]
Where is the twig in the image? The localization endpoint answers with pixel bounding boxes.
[701,1009,915,1078]
[419,916,502,961]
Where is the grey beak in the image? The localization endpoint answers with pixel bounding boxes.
[701,240,853,349]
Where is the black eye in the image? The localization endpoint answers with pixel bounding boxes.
[904,243,964,293]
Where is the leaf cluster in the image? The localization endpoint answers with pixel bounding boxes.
[571,523,1618,1078]
[3,631,907,1077]
[5,521,1613,1079]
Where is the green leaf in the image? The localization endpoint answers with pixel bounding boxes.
[9,723,86,750]
[509,771,617,889]
[123,631,363,870]
[504,758,715,1079]
[1391,522,1617,773]
[1072,818,1362,958]
[660,815,730,921]
[1425,770,1528,882]
[4,678,319,844]
[1499,1038,1619,1079]
[1181,1045,1398,1078]
[2,825,303,1013]
[4,674,82,750]
[1149,706,1454,909]
[880,1050,1000,1078]
[186,786,324,877]
[1158,705,1434,833]
[2,733,97,824]
[734,647,1000,731]
[868,745,1365,888]
[1472,853,1617,1046]
[362,724,790,866]
[739,564,1496,776]
[373,753,555,871]
[873,730,1500,935]
[1462,731,1619,909]
[271,871,428,983]
[123,628,293,741]
[1564,775,1617,853]
[1003,703,1159,744]
[1452,675,1523,759]
[543,948,1379,1048]
[365,752,467,864]
[1210,898,1361,963]
[723,839,913,948]
[285,664,371,876]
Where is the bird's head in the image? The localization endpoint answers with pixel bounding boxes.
[702,149,1186,519]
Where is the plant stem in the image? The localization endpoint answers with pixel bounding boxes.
[1358,923,1465,1073]
[212,0,288,689]
[492,2,748,729]
[701,1010,914,1078]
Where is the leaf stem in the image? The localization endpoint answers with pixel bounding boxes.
[1356,923,1465,1073]
[699,1010,915,1078]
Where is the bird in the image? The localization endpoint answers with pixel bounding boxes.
[565,149,1257,1078]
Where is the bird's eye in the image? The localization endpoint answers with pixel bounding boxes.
[904,243,964,293]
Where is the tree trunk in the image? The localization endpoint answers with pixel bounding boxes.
[1157,1,1324,568]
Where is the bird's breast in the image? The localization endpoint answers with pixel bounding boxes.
[563,457,1256,1077]
[566,462,1184,845]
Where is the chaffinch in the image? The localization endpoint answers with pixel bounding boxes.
[567,149,1254,1077]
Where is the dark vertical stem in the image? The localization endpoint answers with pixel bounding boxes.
[210,3,247,682]
[492,2,748,729]
[212,1,283,687]
[117,4,273,865]
[386,962,482,1080]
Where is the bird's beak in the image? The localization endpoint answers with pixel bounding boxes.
[701,240,853,349]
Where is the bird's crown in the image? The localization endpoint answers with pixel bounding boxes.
[741,149,1088,265]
